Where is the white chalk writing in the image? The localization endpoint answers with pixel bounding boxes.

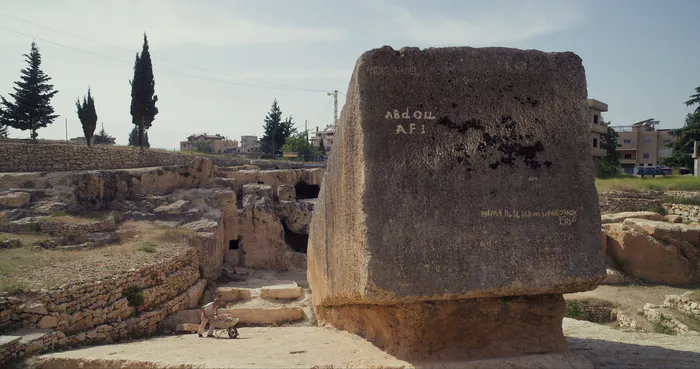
[395,123,426,135]
[480,209,579,226]
[384,109,436,121]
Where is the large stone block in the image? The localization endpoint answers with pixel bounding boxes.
[308,46,606,308]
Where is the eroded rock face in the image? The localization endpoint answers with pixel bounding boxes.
[603,222,698,284]
[277,200,315,234]
[0,192,31,208]
[238,195,288,270]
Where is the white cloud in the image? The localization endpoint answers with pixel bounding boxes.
[0,0,347,49]
[367,0,583,46]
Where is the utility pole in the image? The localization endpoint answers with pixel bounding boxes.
[327,90,338,126]
[65,118,67,141]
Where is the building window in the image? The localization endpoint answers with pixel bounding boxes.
[624,139,632,144]
[663,139,671,145]
[643,138,651,144]
[593,138,598,148]
[648,163,654,166]
[624,154,632,159]
[593,115,599,124]
[643,153,650,159]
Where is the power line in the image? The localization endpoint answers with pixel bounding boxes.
[0,11,325,92]
[0,24,330,94]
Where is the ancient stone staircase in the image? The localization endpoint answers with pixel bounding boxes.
[216,268,311,326]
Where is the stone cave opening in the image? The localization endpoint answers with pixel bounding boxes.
[294,180,320,199]
[229,237,240,250]
[281,221,308,253]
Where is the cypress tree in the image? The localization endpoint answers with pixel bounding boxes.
[76,88,98,146]
[128,126,149,148]
[0,42,59,141]
[129,33,158,149]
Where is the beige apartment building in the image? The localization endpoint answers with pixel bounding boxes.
[588,99,608,170]
[180,133,238,154]
[611,119,677,175]
[310,125,334,154]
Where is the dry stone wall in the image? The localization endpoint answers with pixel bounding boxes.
[664,293,700,318]
[599,191,664,213]
[0,141,326,173]
[0,248,202,365]
[0,142,196,172]
[664,203,700,222]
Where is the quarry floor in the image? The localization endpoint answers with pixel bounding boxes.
[30,318,700,369]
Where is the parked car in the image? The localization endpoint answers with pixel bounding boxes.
[636,166,672,176]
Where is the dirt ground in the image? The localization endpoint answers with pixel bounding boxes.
[0,221,191,292]
[565,284,693,309]
[30,318,700,369]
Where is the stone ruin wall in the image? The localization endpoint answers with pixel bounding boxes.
[600,190,700,222]
[0,247,204,365]
[0,140,326,173]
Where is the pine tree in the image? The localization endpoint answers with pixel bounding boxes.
[260,99,296,157]
[128,126,149,148]
[0,42,59,141]
[93,123,112,144]
[76,88,98,146]
[129,33,158,149]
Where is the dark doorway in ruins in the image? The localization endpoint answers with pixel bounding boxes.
[229,237,240,250]
[281,221,308,253]
[294,180,320,199]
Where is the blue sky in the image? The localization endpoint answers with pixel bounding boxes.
[0,0,698,149]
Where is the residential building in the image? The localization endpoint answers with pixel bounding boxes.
[69,136,116,145]
[238,135,262,154]
[180,133,238,154]
[611,119,677,175]
[310,125,335,154]
[588,99,609,176]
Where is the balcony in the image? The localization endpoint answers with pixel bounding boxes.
[590,123,608,134]
[591,147,606,157]
[620,159,636,165]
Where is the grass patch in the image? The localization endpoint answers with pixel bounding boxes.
[651,321,676,335]
[596,175,700,193]
[645,206,667,216]
[565,301,583,319]
[49,211,68,217]
[39,215,100,224]
[664,196,700,206]
[137,242,157,253]
[0,232,50,246]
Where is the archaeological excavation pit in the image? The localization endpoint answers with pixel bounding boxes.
[282,221,308,253]
[294,180,319,200]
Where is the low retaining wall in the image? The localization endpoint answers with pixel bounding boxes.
[599,190,664,213]
[0,142,197,172]
[0,140,326,173]
[5,215,118,237]
[664,294,700,318]
[664,204,700,222]
[0,248,203,365]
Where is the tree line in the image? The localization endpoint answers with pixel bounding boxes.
[0,36,158,149]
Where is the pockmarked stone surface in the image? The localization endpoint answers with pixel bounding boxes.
[308,46,606,307]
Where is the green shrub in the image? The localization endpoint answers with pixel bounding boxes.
[646,206,667,216]
[565,301,583,319]
[123,285,144,307]
[651,321,676,335]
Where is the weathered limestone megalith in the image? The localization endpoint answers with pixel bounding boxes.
[308,46,606,362]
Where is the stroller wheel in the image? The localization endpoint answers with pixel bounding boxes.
[228,327,239,339]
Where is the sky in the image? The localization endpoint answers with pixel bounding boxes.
[0,0,698,150]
